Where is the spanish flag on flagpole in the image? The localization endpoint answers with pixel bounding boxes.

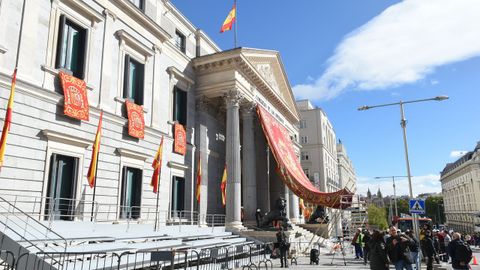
[0,69,18,170]
[195,157,201,204]
[220,2,236,33]
[87,111,103,188]
[151,136,164,193]
[220,165,227,207]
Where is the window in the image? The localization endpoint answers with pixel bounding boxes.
[130,0,144,10]
[45,154,79,221]
[171,176,185,214]
[55,15,87,79]
[301,136,308,144]
[304,169,310,179]
[173,87,187,126]
[123,54,144,105]
[175,30,186,53]
[299,119,307,129]
[120,167,143,219]
[301,152,309,161]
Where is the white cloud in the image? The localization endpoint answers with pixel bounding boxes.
[357,174,441,197]
[450,150,468,158]
[293,0,480,101]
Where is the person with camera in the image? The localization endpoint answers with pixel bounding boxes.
[386,226,414,270]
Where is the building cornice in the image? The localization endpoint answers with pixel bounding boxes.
[111,0,171,42]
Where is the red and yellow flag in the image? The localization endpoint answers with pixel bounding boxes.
[195,158,201,204]
[151,136,164,193]
[0,69,18,169]
[220,165,227,207]
[87,111,103,188]
[220,4,236,33]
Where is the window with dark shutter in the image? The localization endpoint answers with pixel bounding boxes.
[123,54,144,105]
[175,31,186,53]
[173,87,187,126]
[55,15,87,79]
[120,167,142,219]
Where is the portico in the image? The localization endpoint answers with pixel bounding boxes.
[193,48,301,228]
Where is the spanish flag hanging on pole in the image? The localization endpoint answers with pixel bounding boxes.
[195,157,201,204]
[151,136,164,193]
[0,69,18,170]
[220,2,236,33]
[220,165,227,207]
[87,111,103,188]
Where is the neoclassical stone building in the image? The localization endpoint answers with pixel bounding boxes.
[0,0,310,228]
[441,142,480,233]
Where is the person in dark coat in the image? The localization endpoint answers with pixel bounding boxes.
[363,229,372,265]
[448,232,470,270]
[421,230,436,270]
[276,226,289,268]
[368,230,389,270]
[386,226,413,270]
[255,209,262,227]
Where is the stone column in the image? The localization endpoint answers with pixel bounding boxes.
[224,90,243,228]
[241,103,257,223]
[289,190,300,223]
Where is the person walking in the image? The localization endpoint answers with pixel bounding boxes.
[386,226,413,270]
[276,226,289,268]
[448,232,472,270]
[352,228,364,259]
[443,230,452,262]
[421,230,436,270]
[363,229,372,265]
[368,230,389,270]
[406,230,420,270]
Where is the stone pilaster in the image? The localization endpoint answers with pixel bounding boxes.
[224,90,243,228]
[241,103,257,223]
[196,96,210,225]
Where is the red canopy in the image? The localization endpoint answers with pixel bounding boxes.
[257,105,352,209]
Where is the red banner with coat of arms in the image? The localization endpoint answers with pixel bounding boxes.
[125,100,145,139]
[59,71,89,121]
[256,105,353,209]
[174,123,186,155]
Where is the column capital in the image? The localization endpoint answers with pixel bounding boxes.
[223,90,244,108]
[241,102,257,117]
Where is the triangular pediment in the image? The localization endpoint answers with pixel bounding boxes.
[241,49,299,119]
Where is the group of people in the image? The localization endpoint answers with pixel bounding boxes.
[351,225,474,270]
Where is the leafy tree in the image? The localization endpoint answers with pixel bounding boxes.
[367,204,388,230]
[425,196,445,225]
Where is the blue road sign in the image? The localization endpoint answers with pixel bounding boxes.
[409,199,425,214]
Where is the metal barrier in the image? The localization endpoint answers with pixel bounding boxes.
[0,243,274,270]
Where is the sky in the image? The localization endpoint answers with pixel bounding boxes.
[171,0,480,197]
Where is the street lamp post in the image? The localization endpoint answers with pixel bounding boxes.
[358,95,449,251]
[375,176,407,217]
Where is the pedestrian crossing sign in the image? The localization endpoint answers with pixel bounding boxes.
[409,199,425,214]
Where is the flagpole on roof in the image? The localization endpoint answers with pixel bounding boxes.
[234,0,237,48]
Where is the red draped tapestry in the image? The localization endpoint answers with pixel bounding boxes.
[59,71,89,121]
[256,105,352,209]
[174,123,187,155]
[125,100,145,139]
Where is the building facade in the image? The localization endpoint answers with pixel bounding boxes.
[441,142,480,233]
[337,142,357,235]
[296,99,344,235]
[0,0,302,228]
